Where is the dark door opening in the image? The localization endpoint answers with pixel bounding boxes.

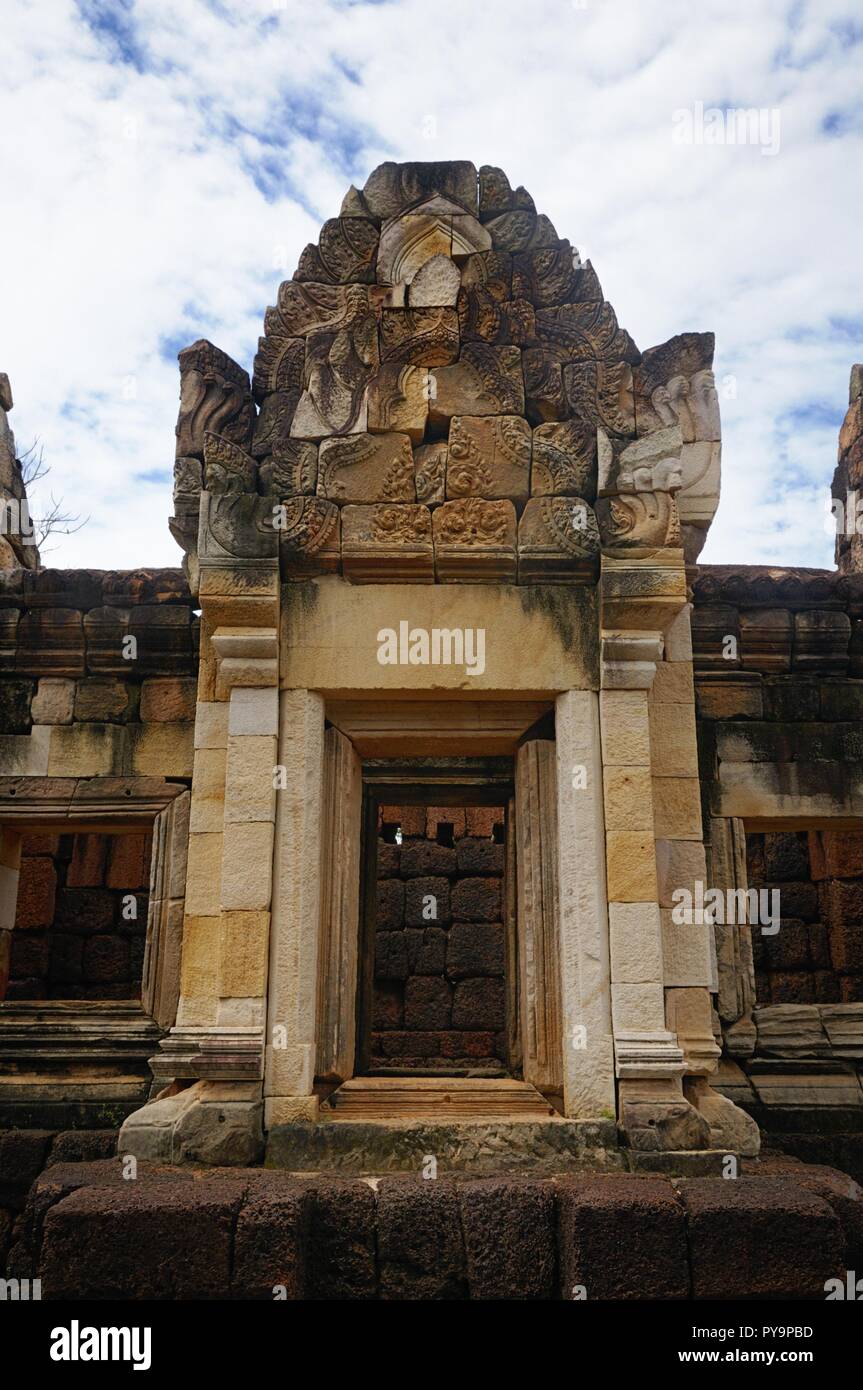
[356,767,516,1078]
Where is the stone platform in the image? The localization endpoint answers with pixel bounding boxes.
[4,1153,862,1300]
[267,1117,624,1175]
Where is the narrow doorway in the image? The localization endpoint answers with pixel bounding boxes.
[355,768,517,1079]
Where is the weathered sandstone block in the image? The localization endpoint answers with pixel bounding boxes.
[366,365,429,442]
[380,307,459,366]
[531,418,597,499]
[341,504,434,583]
[484,211,560,253]
[446,415,531,505]
[317,432,416,505]
[251,391,301,458]
[428,345,524,425]
[203,432,258,492]
[294,216,378,284]
[258,439,318,496]
[408,255,461,308]
[176,341,253,460]
[278,497,341,579]
[432,499,517,583]
[517,496,600,583]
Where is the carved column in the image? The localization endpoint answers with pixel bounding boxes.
[315,726,362,1084]
[554,690,616,1118]
[707,813,757,1057]
[141,789,190,1030]
[515,739,563,1096]
[264,690,327,1126]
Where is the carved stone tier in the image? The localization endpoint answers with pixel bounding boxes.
[278,497,341,579]
[432,498,517,583]
[341,504,434,583]
[517,496,600,583]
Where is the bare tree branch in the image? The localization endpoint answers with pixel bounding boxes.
[16,440,89,552]
[18,439,49,489]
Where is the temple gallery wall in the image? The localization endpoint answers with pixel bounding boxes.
[1,161,862,1189]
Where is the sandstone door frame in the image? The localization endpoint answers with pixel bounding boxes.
[265,687,616,1124]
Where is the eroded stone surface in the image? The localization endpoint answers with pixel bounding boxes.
[432,498,517,582]
[317,432,416,505]
[446,415,531,505]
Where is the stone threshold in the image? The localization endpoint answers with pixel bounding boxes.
[267,1116,623,1174]
[320,1076,557,1121]
[266,1117,747,1175]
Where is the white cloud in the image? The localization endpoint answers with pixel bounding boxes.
[0,0,860,569]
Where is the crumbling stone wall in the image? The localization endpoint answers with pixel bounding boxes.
[746,829,863,1005]
[832,363,863,573]
[373,804,508,1073]
[0,567,196,1006]
[0,373,40,572]
[9,831,152,1001]
[694,565,863,1018]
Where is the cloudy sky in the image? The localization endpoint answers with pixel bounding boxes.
[1,0,860,570]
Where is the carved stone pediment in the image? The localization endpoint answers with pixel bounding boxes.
[595,490,680,553]
[198,492,278,567]
[168,160,716,586]
[278,496,341,579]
[518,496,600,582]
[203,433,258,495]
[176,341,253,459]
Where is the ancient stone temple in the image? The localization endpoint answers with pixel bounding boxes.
[2,161,863,1300]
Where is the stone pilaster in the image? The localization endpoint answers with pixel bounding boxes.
[0,826,22,1001]
[264,689,326,1126]
[599,558,709,1150]
[515,738,563,1094]
[315,725,362,1083]
[121,498,279,1162]
[599,561,756,1152]
[554,690,616,1118]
